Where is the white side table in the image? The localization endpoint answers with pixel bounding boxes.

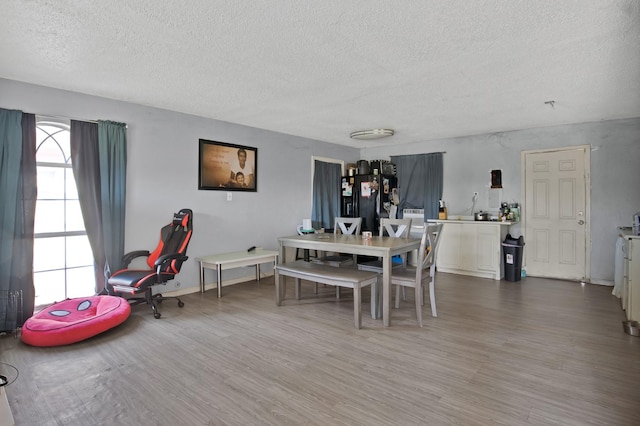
[195,249,279,298]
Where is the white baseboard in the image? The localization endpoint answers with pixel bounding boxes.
[162,270,275,297]
[586,279,614,287]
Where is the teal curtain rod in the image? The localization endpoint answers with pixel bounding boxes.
[36,113,128,128]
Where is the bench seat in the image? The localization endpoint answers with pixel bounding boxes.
[275,260,379,329]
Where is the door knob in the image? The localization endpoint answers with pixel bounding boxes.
[578,220,585,225]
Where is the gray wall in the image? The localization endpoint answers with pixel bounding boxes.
[362,119,640,284]
[1,78,359,292]
[3,78,639,287]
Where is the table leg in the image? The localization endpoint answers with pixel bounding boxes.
[275,268,282,305]
[255,264,260,281]
[354,283,362,329]
[199,262,205,293]
[370,277,381,319]
[217,265,222,298]
[383,254,392,327]
[279,242,286,299]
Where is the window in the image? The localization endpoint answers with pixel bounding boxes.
[33,120,95,308]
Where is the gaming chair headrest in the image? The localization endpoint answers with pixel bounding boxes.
[172,209,191,228]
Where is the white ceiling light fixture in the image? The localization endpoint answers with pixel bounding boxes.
[350,129,395,140]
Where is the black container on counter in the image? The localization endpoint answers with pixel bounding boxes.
[357,160,370,175]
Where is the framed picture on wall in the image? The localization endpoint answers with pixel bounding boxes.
[198,139,257,191]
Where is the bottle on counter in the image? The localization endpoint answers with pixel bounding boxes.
[510,203,519,222]
[500,202,509,221]
[438,200,448,220]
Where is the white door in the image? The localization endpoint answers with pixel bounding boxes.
[522,146,590,281]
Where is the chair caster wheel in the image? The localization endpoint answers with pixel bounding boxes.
[154,312,161,319]
[178,301,184,308]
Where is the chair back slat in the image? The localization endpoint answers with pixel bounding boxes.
[417,223,443,271]
[380,218,412,238]
[334,217,362,235]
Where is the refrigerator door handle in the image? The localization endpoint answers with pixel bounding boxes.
[353,192,358,218]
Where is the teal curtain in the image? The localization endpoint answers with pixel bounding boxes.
[71,121,106,292]
[98,121,127,281]
[311,160,341,230]
[0,109,36,331]
[391,153,443,221]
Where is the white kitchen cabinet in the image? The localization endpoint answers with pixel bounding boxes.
[428,220,514,280]
[623,233,640,321]
[477,226,499,272]
[436,222,465,271]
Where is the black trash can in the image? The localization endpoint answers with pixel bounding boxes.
[502,234,525,281]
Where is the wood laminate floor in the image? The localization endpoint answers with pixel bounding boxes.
[1,273,639,426]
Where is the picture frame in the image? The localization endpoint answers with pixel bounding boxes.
[198,139,257,191]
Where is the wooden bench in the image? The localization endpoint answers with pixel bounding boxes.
[274,260,379,329]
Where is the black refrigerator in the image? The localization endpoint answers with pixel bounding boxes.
[341,174,398,233]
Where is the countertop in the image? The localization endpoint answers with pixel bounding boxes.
[428,219,517,226]
[618,226,640,239]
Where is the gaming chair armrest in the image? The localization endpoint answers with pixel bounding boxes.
[121,250,151,268]
[154,253,189,274]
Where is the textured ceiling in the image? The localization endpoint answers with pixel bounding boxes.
[1,1,639,148]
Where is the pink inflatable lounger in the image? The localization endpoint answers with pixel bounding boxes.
[21,295,131,347]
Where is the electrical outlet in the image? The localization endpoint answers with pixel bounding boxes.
[226,192,232,201]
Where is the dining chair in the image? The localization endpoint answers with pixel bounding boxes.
[358,218,412,272]
[357,218,412,318]
[390,222,443,327]
[312,217,362,297]
[295,226,317,262]
[312,217,362,267]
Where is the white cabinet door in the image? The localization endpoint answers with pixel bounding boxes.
[459,224,478,272]
[628,239,640,321]
[477,226,498,272]
[623,241,629,313]
[437,223,461,270]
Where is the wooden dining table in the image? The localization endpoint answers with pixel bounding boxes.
[278,233,421,327]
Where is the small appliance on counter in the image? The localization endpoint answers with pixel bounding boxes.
[499,202,520,222]
[475,211,489,221]
[297,219,316,235]
[356,160,370,175]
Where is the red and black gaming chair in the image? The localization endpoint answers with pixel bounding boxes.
[107,208,193,319]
